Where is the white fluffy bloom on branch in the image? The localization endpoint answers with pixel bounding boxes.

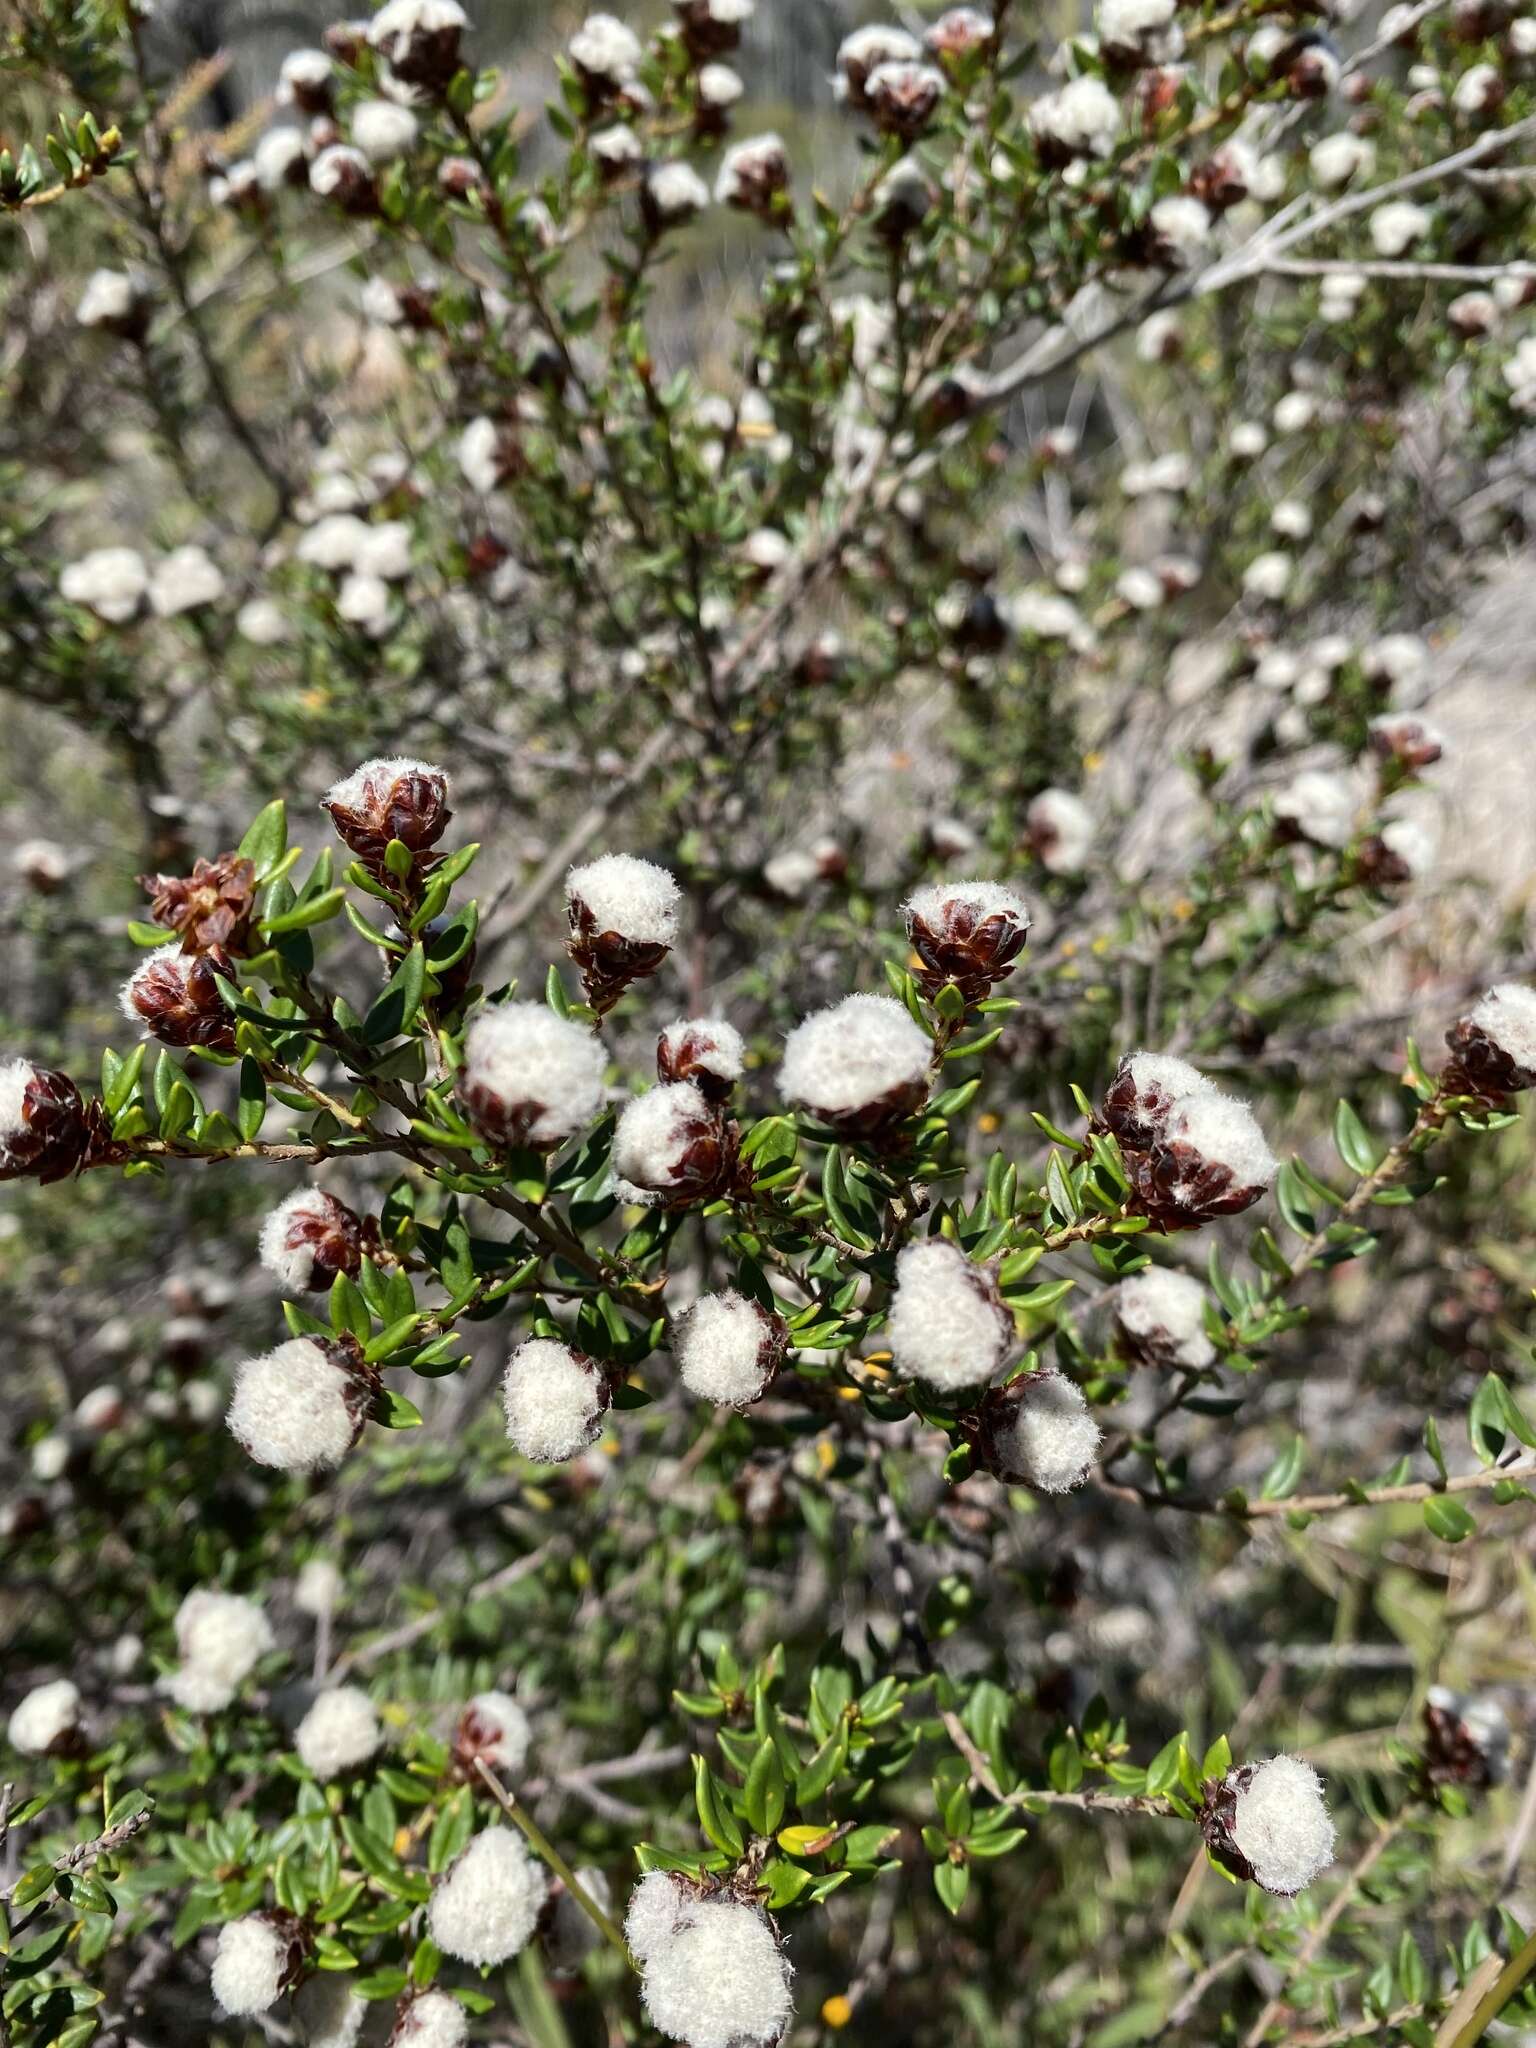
[428,1829,547,1966]
[569,11,643,80]
[1163,1093,1279,1200]
[1028,74,1122,158]
[658,1018,745,1094]
[293,1972,367,2048]
[1310,131,1374,189]
[1113,1267,1215,1369]
[59,546,149,623]
[352,98,419,161]
[458,1690,532,1774]
[992,1372,1101,1491]
[295,1686,383,1778]
[211,1916,292,2016]
[1228,1756,1336,1894]
[390,1991,468,2047]
[566,853,681,945]
[886,1240,1012,1392]
[676,1291,784,1405]
[646,160,711,225]
[626,1872,794,2048]
[459,1003,607,1148]
[149,545,226,616]
[1465,983,1536,1073]
[779,994,930,1128]
[77,268,145,329]
[294,1558,343,1616]
[503,1338,609,1463]
[1274,768,1355,849]
[226,1338,363,1472]
[7,1679,81,1757]
[1370,199,1431,256]
[610,1081,720,1205]
[167,1588,274,1712]
[1027,788,1094,873]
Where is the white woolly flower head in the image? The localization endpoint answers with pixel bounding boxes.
[294,1557,343,1616]
[503,1338,610,1464]
[310,143,372,198]
[59,545,149,623]
[566,853,681,946]
[1243,550,1293,601]
[1097,0,1181,60]
[1161,1092,1278,1199]
[149,544,226,617]
[257,1186,362,1293]
[658,1017,745,1097]
[886,1239,1013,1393]
[1029,74,1122,158]
[352,98,419,161]
[779,994,930,1129]
[903,880,1031,996]
[1027,787,1094,872]
[458,1003,607,1149]
[391,1989,468,2047]
[610,1081,725,1206]
[211,1913,299,2016]
[226,1336,367,1472]
[77,267,146,329]
[1310,130,1374,189]
[1370,199,1431,257]
[569,11,642,78]
[428,1828,547,1966]
[293,1971,367,2048]
[7,1678,82,1757]
[646,159,711,223]
[676,1291,785,1405]
[0,1059,40,1149]
[456,1690,532,1775]
[1113,1267,1215,1369]
[1226,1755,1335,1895]
[626,1872,794,2048]
[1274,768,1356,849]
[295,1685,382,1778]
[167,1588,274,1710]
[714,133,788,208]
[1149,194,1212,263]
[1457,983,1536,1087]
[699,60,744,105]
[990,1371,1101,1492]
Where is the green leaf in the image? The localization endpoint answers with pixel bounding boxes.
[1333,1099,1382,1177]
[1259,1434,1305,1501]
[1423,1495,1476,1542]
[364,943,427,1044]
[238,799,288,880]
[933,1859,970,1915]
[692,1756,745,1858]
[236,1057,267,1142]
[263,887,346,934]
[742,1740,787,1837]
[1144,1732,1186,1797]
[373,1387,424,1429]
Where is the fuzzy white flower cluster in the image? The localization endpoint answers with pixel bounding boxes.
[780,994,929,1123]
[647,159,711,225]
[391,1990,468,2047]
[211,1915,292,2016]
[569,10,642,80]
[1465,983,1536,1072]
[611,1081,713,1205]
[626,1872,794,2048]
[993,1373,1101,1492]
[428,1828,547,1965]
[257,1187,355,1292]
[676,1291,780,1405]
[459,1003,607,1146]
[0,1059,39,1162]
[294,1557,343,1616]
[1097,0,1182,61]
[503,1338,608,1463]
[59,545,151,623]
[459,1690,532,1774]
[886,1239,1012,1392]
[166,1588,274,1713]
[567,853,681,944]
[1228,1756,1336,1894]
[1113,1267,1214,1369]
[659,1018,745,1092]
[77,267,146,329]
[1370,199,1431,257]
[352,98,418,162]
[1162,1091,1279,1200]
[150,545,226,617]
[1029,74,1122,158]
[295,1686,382,1779]
[714,133,787,208]
[226,1337,360,1472]
[6,1678,81,1757]
[1275,768,1356,849]
[1028,788,1094,873]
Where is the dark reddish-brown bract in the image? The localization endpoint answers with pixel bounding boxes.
[907,897,1028,1004]
[0,1067,105,1184]
[323,765,451,876]
[567,895,670,1015]
[1124,1136,1271,1231]
[1443,1014,1536,1101]
[656,1025,738,1102]
[125,947,237,1052]
[276,1192,367,1288]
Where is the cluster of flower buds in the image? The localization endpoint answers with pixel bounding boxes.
[903,879,1031,1004]
[970,1369,1102,1492]
[611,1079,743,1206]
[139,851,258,954]
[226,1333,380,1472]
[1443,984,1536,1101]
[780,993,931,1140]
[565,853,680,1015]
[1099,1051,1278,1229]
[1198,1755,1336,1895]
[1422,1685,1510,1788]
[0,1060,106,1183]
[120,947,237,1051]
[366,0,468,91]
[675,1290,787,1405]
[323,756,452,879]
[626,1870,794,2048]
[258,1187,368,1292]
[211,1909,311,2017]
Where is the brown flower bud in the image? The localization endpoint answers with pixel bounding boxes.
[322,757,452,876]
[611,1082,742,1207]
[1444,984,1536,1099]
[864,60,946,142]
[0,1063,103,1183]
[673,0,750,60]
[565,854,679,1015]
[1423,1687,1509,1788]
[904,881,1031,1003]
[259,1188,367,1291]
[366,0,467,91]
[657,1018,745,1102]
[139,852,259,955]
[120,947,237,1052]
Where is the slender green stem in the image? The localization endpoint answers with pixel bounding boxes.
[474,1761,634,1968]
